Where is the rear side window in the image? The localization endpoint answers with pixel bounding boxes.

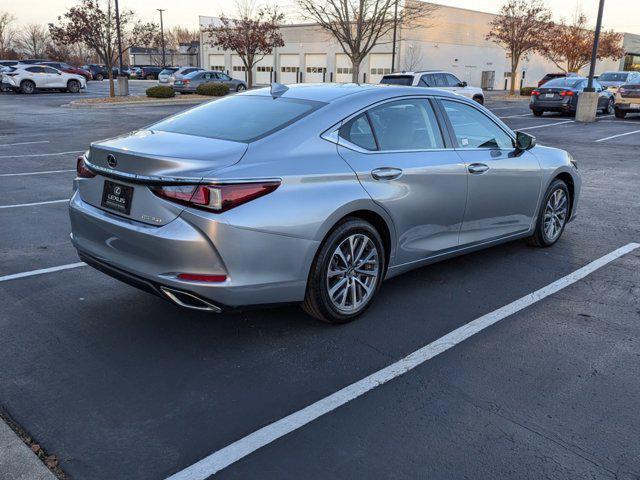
[367,99,444,151]
[380,75,413,86]
[442,99,513,149]
[150,95,325,143]
[339,114,377,150]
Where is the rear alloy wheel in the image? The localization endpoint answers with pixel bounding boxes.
[302,218,385,324]
[20,80,35,94]
[525,179,570,248]
[603,98,614,115]
[146,74,154,80]
[236,84,246,92]
[95,73,104,81]
[533,109,544,117]
[615,108,627,119]
[67,80,81,93]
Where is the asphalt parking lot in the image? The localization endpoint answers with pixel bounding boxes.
[1,86,639,480]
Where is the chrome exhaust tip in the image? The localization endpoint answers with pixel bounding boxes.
[160,286,222,313]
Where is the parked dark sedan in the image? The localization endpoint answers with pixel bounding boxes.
[530,77,615,117]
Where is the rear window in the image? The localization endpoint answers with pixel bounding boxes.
[544,78,584,88]
[380,75,413,86]
[160,68,178,75]
[150,95,325,143]
[598,73,628,82]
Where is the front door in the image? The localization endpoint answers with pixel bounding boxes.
[439,98,542,245]
[337,97,468,265]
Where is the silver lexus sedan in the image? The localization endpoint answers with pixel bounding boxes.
[69,84,581,323]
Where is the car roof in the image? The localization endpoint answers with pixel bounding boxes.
[383,70,451,77]
[246,82,458,103]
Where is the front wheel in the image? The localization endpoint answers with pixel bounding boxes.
[67,80,81,93]
[145,74,154,80]
[603,98,614,115]
[95,73,104,81]
[236,84,246,92]
[302,218,385,324]
[525,179,570,248]
[20,80,35,94]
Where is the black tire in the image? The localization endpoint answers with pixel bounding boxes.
[236,84,246,92]
[66,80,81,93]
[145,74,154,80]
[532,109,544,117]
[602,98,614,115]
[473,95,484,105]
[525,179,570,248]
[615,108,627,119]
[95,73,104,81]
[302,218,385,324]
[20,80,35,94]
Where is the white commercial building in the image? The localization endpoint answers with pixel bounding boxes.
[199,3,639,90]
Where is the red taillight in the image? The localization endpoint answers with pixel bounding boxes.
[560,90,574,97]
[183,80,190,84]
[531,90,541,95]
[152,181,280,213]
[76,155,96,178]
[177,273,227,282]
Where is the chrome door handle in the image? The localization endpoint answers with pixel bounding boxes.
[371,167,403,181]
[468,163,489,174]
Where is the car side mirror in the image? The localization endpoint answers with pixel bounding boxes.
[515,131,536,151]
[459,81,467,87]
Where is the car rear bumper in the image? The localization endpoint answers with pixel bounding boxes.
[69,190,317,309]
[614,102,640,112]
[530,100,575,112]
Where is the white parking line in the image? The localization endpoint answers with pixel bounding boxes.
[595,129,640,143]
[499,113,534,119]
[518,120,574,131]
[0,169,75,177]
[0,262,86,283]
[0,150,83,159]
[0,199,69,209]
[0,140,50,147]
[165,242,640,480]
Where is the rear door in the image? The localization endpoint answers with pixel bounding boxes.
[43,67,65,88]
[337,97,468,264]
[438,98,542,245]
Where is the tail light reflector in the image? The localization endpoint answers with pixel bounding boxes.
[152,181,280,213]
[76,155,96,178]
[531,90,541,96]
[177,273,227,282]
[560,90,574,97]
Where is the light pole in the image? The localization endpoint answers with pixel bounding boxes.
[575,0,605,122]
[114,0,128,96]
[391,0,398,72]
[157,9,166,68]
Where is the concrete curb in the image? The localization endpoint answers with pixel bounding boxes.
[63,98,212,109]
[0,420,57,480]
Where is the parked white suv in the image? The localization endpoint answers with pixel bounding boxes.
[158,66,203,85]
[380,70,485,104]
[2,65,86,94]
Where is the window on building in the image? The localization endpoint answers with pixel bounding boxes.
[257,66,273,72]
[233,65,246,72]
[623,54,640,72]
[281,66,299,73]
[442,99,513,150]
[306,66,326,73]
[210,65,225,71]
[337,67,353,74]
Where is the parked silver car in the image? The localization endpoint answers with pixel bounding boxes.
[173,70,247,93]
[158,66,203,85]
[69,84,580,323]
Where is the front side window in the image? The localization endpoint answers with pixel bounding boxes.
[25,66,43,73]
[339,114,377,150]
[150,95,325,143]
[367,99,444,151]
[442,99,513,150]
[444,73,461,87]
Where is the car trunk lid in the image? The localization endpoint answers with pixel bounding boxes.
[80,130,247,225]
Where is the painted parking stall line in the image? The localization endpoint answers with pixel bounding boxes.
[595,129,640,143]
[0,169,75,177]
[0,150,83,159]
[0,199,70,209]
[0,140,50,147]
[518,120,574,131]
[165,242,640,480]
[0,262,86,283]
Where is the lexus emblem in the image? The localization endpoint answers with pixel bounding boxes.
[107,154,117,168]
[114,186,122,195]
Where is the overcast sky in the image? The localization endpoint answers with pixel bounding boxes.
[4,0,639,35]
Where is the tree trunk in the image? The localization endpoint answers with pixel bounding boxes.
[351,58,361,84]
[509,55,518,96]
[247,68,253,89]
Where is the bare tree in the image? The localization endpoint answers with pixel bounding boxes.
[296,0,437,83]
[166,26,200,51]
[16,24,50,59]
[0,11,17,57]
[50,0,158,97]
[486,0,551,95]
[539,11,624,73]
[401,42,423,71]
[202,5,284,88]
